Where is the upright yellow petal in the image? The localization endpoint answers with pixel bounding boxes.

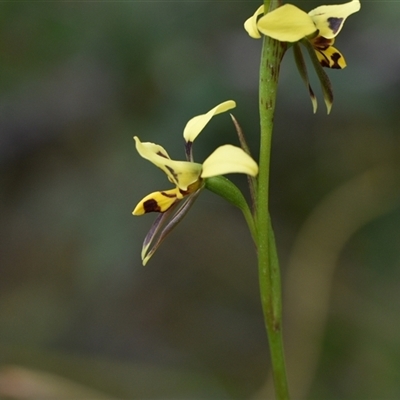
[133,188,183,215]
[257,4,317,43]
[134,139,171,160]
[201,145,258,178]
[308,0,361,39]
[244,5,264,39]
[134,136,202,190]
[183,100,236,143]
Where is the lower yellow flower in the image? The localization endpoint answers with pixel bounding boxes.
[133,101,258,265]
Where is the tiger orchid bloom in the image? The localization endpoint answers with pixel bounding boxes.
[244,0,361,113]
[133,100,258,265]
[245,0,360,67]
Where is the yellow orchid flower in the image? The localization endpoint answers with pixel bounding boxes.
[245,0,360,68]
[244,0,360,113]
[133,100,259,265]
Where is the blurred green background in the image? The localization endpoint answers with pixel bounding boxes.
[1,1,400,399]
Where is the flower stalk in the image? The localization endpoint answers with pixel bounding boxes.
[255,0,289,398]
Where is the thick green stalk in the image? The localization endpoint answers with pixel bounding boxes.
[256,0,289,398]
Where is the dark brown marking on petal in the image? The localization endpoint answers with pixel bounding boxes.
[165,165,179,182]
[160,191,176,198]
[316,49,330,68]
[179,189,189,196]
[179,179,203,196]
[185,141,193,161]
[312,36,334,50]
[143,199,161,213]
[327,17,343,35]
[156,151,168,158]
[330,52,342,69]
[319,58,330,68]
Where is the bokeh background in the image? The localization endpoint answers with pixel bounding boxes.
[1,1,400,399]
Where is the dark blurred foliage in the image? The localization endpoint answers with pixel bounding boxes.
[1,1,400,399]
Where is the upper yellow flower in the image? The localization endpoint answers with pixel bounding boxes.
[133,100,259,264]
[244,0,361,69]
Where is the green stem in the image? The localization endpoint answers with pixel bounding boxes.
[256,0,289,398]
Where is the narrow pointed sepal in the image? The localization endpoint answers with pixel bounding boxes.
[229,114,257,208]
[183,100,236,144]
[302,39,334,114]
[293,43,318,113]
[230,114,252,156]
[141,210,173,262]
[140,190,202,265]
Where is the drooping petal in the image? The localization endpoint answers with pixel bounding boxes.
[257,4,317,43]
[140,202,178,264]
[244,5,264,39]
[313,40,347,69]
[132,187,183,215]
[141,210,172,261]
[183,100,236,144]
[201,145,258,179]
[134,136,202,190]
[302,39,334,114]
[308,0,361,39]
[293,43,318,113]
[141,190,202,265]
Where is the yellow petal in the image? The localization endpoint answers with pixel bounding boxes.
[183,100,236,143]
[134,136,202,190]
[308,0,361,39]
[134,139,171,159]
[133,188,184,215]
[201,145,258,178]
[257,4,317,43]
[314,44,346,69]
[244,5,264,39]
